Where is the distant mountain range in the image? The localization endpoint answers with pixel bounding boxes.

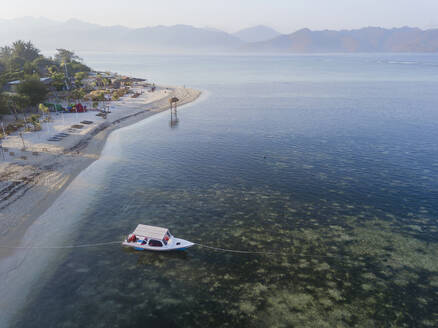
[233,25,281,43]
[1,17,437,53]
[0,17,242,52]
[243,27,438,53]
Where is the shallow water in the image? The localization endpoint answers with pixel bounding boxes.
[9,54,438,327]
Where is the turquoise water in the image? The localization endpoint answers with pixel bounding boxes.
[10,54,438,327]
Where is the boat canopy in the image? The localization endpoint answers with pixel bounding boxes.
[133,224,168,240]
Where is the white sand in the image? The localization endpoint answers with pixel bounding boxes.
[0,84,201,259]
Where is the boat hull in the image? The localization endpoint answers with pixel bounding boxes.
[122,238,194,252]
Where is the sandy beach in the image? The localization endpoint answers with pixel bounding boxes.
[0,84,201,259]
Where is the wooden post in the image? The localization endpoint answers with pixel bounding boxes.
[19,132,26,150]
[1,122,6,137]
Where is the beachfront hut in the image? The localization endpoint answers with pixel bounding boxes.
[111,80,121,89]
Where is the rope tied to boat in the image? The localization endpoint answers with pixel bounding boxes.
[0,242,345,260]
[0,241,121,249]
[0,241,336,259]
[194,243,280,255]
[0,242,276,253]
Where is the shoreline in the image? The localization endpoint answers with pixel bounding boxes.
[0,85,201,260]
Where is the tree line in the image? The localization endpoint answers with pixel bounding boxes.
[0,40,91,117]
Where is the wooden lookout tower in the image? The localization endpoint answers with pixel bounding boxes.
[169,97,179,111]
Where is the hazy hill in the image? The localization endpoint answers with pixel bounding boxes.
[243,27,438,52]
[0,17,243,52]
[233,25,281,43]
[1,18,438,53]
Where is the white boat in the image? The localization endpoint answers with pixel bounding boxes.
[122,224,194,251]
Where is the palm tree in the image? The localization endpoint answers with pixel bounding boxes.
[12,40,40,62]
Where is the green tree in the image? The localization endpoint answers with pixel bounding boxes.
[0,46,12,60]
[4,94,30,120]
[11,40,40,62]
[71,88,86,104]
[8,56,26,71]
[48,66,66,91]
[111,91,120,101]
[0,93,8,115]
[0,46,13,71]
[94,74,111,89]
[54,49,81,64]
[13,94,31,128]
[16,77,48,107]
[29,114,41,130]
[38,103,51,121]
[32,57,55,76]
[70,61,90,74]
[13,94,30,113]
[74,71,87,87]
[1,93,15,118]
[23,61,34,75]
[102,78,110,88]
[0,41,40,75]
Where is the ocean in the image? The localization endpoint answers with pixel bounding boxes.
[8,54,438,327]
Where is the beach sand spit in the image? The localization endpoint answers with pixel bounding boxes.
[0,85,201,259]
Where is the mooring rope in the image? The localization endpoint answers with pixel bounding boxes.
[0,241,274,253]
[0,241,336,258]
[0,241,121,250]
[193,243,350,259]
[0,242,292,255]
[194,243,280,255]
[0,242,350,260]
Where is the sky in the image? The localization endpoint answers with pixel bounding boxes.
[1,0,438,33]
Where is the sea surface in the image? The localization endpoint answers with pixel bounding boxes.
[7,54,438,327]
